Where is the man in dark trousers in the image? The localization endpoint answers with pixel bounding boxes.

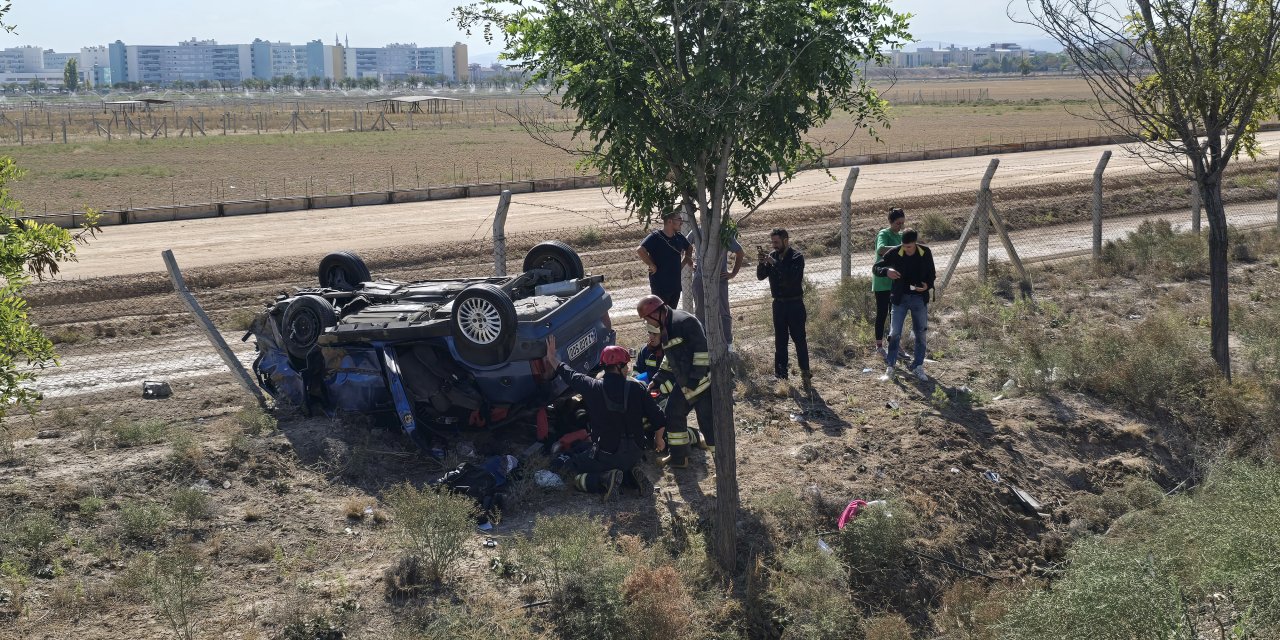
[636,210,695,308]
[545,338,666,499]
[871,228,936,382]
[636,294,712,469]
[757,228,811,384]
[873,208,907,356]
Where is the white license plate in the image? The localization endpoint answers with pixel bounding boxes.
[566,331,597,361]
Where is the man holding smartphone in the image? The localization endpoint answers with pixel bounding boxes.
[871,228,936,381]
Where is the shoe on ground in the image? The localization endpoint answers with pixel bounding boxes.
[876,346,888,358]
[658,454,688,469]
[630,466,653,497]
[879,366,895,382]
[912,365,928,381]
[800,370,813,387]
[602,469,624,502]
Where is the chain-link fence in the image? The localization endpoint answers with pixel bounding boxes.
[20,147,1280,410]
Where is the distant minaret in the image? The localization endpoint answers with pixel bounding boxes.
[345,34,349,48]
[335,33,340,46]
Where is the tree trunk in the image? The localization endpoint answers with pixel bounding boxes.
[696,224,738,571]
[1201,178,1232,380]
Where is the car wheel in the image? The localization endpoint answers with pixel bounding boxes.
[318,251,371,291]
[281,295,337,359]
[450,283,517,366]
[522,241,584,282]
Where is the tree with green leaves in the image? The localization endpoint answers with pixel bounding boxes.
[1023,0,1280,380]
[63,57,78,92]
[1,158,99,436]
[455,0,909,569]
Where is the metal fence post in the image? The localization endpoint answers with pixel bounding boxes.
[1191,181,1202,233]
[1092,150,1111,261]
[493,190,512,276]
[840,166,860,280]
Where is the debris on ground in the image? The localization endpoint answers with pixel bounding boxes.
[142,380,172,399]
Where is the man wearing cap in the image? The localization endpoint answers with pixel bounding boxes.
[637,210,695,308]
[636,294,713,469]
[544,336,666,499]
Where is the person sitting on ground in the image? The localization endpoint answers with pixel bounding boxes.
[545,337,666,500]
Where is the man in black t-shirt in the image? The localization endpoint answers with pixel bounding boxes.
[636,210,695,308]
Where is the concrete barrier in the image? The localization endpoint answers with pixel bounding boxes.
[266,197,309,213]
[223,200,270,216]
[311,194,353,209]
[130,207,179,224]
[391,189,432,204]
[428,186,466,200]
[352,192,390,207]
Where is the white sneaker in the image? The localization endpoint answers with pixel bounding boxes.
[876,346,888,358]
[879,366,895,382]
[912,365,928,381]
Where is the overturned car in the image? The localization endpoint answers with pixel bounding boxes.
[247,241,615,451]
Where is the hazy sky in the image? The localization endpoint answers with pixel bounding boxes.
[1,0,1054,54]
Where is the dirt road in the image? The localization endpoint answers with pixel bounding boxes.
[34,200,1277,401]
[58,132,1280,279]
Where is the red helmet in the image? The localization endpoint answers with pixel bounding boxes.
[600,345,630,367]
[636,294,666,319]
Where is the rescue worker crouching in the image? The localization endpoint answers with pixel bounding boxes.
[635,294,713,469]
[544,337,666,500]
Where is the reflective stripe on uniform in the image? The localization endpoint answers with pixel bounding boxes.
[660,360,673,371]
[685,375,711,401]
[644,359,658,367]
[691,352,710,366]
[660,380,674,394]
[666,431,691,446]
[574,473,589,492]
[662,337,685,349]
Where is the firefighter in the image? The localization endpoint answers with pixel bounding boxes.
[633,324,665,384]
[635,294,713,469]
[544,337,666,499]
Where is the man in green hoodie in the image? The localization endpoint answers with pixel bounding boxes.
[873,208,906,357]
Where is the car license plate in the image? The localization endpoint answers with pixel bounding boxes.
[567,331,597,361]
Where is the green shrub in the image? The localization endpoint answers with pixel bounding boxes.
[170,488,212,528]
[112,419,170,447]
[4,511,61,569]
[76,495,106,522]
[515,514,630,639]
[834,500,917,597]
[1100,219,1207,280]
[119,501,169,543]
[768,542,860,640]
[575,227,603,247]
[234,406,277,436]
[918,211,961,241]
[1002,462,1280,638]
[146,547,206,640]
[804,277,876,364]
[384,483,478,584]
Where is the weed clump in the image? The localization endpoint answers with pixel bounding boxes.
[119,501,170,544]
[111,419,169,447]
[384,483,478,588]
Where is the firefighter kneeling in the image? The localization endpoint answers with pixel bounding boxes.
[544,337,666,500]
[636,295,713,469]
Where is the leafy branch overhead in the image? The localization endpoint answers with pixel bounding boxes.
[454,0,911,223]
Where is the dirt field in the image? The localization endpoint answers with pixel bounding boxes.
[2,102,1107,214]
[4,216,1275,637]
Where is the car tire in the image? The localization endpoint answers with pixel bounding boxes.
[281,295,337,359]
[318,251,371,291]
[450,283,517,366]
[522,241,584,282]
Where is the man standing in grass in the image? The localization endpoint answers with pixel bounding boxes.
[637,210,695,309]
[873,208,906,357]
[872,228,935,382]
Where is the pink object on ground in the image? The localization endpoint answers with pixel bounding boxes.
[838,499,869,530]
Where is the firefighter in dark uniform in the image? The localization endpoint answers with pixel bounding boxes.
[636,294,712,469]
[633,324,665,383]
[544,337,666,499]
